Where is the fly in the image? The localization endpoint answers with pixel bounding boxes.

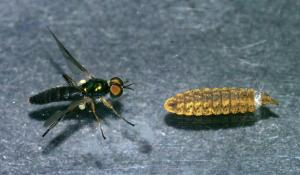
[29,28,134,139]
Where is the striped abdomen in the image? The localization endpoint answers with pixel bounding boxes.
[164,88,256,116]
[29,86,84,104]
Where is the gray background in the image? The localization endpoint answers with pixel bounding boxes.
[1,0,300,174]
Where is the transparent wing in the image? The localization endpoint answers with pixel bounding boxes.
[42,99,86,137]
[47,27,93,80]
[42,110,66,137]
[43,99,84,127]
[62,73,78,87]
[43,110,65,128]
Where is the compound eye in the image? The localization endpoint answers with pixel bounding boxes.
[110,77,123,86]
[110,84,123,97]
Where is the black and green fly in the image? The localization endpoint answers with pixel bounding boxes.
[29,28,134,139]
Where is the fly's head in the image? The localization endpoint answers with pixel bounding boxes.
[108,77,134,98]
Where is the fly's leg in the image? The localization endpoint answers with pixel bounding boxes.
[88,100,106,139]
[100,97,135,126]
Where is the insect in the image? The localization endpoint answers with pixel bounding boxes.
[164,87,278,116]
[29,28,134,139]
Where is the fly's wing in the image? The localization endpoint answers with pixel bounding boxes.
[42,99,85,137]
[42,110,65,137]
[62,73,78,87]
[43,99,84,127]
[47,27,93,80]
[43,110,65,128]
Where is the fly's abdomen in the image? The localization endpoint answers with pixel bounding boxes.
[164,88,256,116]
[29,86,84,104]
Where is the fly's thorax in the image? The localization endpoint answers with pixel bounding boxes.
[80,79,109,96]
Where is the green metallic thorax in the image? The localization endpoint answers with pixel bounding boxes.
[80,78,110,97]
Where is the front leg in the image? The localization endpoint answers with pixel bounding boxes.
[86,97,106,139]
[99,97,135,126]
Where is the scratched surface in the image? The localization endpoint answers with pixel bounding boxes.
[1,0,300,174]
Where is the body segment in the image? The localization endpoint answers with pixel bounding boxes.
[29,86,84,104]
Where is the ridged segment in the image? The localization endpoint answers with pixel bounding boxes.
[29,86,83,104]
[164,87,256,116]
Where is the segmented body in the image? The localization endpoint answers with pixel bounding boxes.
[164,88,257,116]
[29,86,84,104]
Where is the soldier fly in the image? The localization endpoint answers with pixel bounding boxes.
[29,28,134,139]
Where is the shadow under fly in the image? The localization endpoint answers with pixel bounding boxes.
[42,120,84,155]
[31,101,123,154]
